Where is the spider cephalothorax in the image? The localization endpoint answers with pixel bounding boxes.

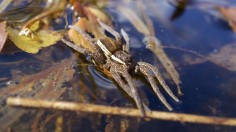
[62,19,180,116]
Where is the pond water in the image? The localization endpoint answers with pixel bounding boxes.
[1,0,236,131]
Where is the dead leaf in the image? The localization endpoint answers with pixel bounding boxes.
[0,21,7,52]
[218,7,236,33]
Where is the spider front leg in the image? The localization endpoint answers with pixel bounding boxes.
[98,20,130,53]
[97,19,122,45]
[106,61,149,116]
[121,29,130,53]
[68,25,96,48]
[61,38,90,55]
[136,62,179,111]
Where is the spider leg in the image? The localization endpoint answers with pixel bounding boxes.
[138,62,179,102]
[68,25,109,63]
[68,25,97,48]
[137,62,179,111]
[121,29,130,53]
[136,64,173,111]
[143,36,182,95]
[61,38,90,54]
[97,19,122,45]
[109,62,148,116]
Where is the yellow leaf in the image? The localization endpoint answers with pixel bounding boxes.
[29,20,40,31]
[7,27,62,53]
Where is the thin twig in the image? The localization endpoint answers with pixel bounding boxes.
[7,97,236,126]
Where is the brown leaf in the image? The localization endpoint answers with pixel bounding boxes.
[218,7,236,33]
[0,21,7,52]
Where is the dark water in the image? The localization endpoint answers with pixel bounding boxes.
[1,0,236,131]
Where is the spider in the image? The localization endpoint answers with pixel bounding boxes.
[62,19,180,116]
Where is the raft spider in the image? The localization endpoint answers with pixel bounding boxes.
[62,20,180,116]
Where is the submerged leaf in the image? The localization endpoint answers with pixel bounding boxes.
[0,21,7,52]
[7,26,62,53]
[182,43,236,72]
[0,56,75,129]
[208,44,236,71]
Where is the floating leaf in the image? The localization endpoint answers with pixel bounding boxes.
[7,23,62,53]
[0,21,7,52]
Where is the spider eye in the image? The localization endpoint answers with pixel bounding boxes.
[114,51,131,63]
[99,37,119,53]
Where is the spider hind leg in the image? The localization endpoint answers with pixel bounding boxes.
[108,61,149,116]
[136,62,179,111]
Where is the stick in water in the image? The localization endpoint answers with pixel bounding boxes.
[6,97,236,126]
